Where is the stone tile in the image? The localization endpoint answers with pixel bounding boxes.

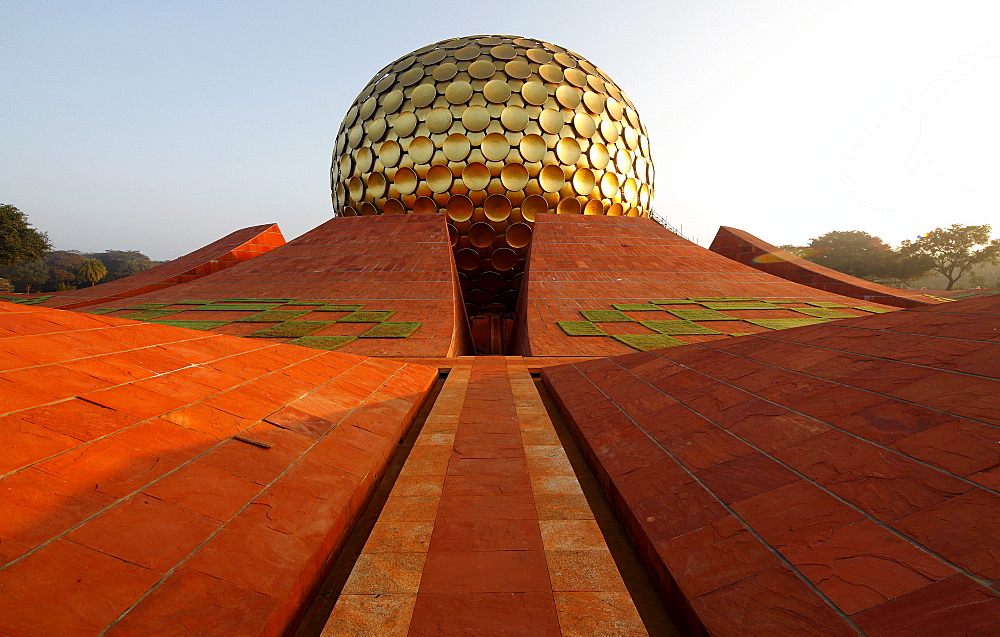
[342,553,426,594]
[322,593,416,636]
[553,591,647,636]
[545,550,628,592]
[539,519,607,551]
[852,575,1000,635]
[429,518,543,552]
[419,550,551,593]
[408,592,560,636]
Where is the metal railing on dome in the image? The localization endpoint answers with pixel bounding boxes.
[649,210,698,245]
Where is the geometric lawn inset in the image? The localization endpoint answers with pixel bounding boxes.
[611,303,662,311]
[359,322,421,338]
[580,309,633,322]
[237,310,310,323]
[639,320,721,335]
[744,318,828,330]
[611,334,686,351]
[247,321,333,338]
[557,321,607,336]
[792,307,857,319]
[151,320,231,331]
[339,310,395,323]
[666,308,740,321]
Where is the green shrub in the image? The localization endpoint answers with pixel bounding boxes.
[151,320,230,331]
[612,334,685,351]
[359,322,421,338]
[237,310,310,323]
[667,308,739,321]
[339,310,394,322]
[640,320,720,335]
[290,336,357,350]
[248,321,332,338]
[557,321,606,336]
[580,310,633,322]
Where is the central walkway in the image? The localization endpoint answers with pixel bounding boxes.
[320,358,651,635]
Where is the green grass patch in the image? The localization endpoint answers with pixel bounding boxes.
[688,297,756,302]
[854,306,894,313]
[290,336,357,350]
[640,320,721,335]
[806,301,850,308]
[151,320,231,331]
[923,295,956,302]
[768,299,804,304]
[290,301,328,306]
[123,309,184,320]
[248,321,332,338]
[84,308,118,314]
[557,321,607,336]
[728,333,756,336]
[580,310,633,322]
[745,318,827,330]
[611,303,662,311]
[650,299,697,305]
[123,303,173,310]
[171,300,213,305]
[199,303,283,311]
[221,298,294,303]
[237,310,310,323]
[314,304,366,312]
[701,302,781,310]
[793,307,856,319]
[666,308,739,321]
[612,334,686,351]
[339,310,394,322]
[359,322,421,338]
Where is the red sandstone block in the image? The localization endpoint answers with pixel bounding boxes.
[309,437,381,481]
[264,405,338,440]
[409,592,560,636]
[852,575,1000,635]
[84,384,189,421]
[418,550,551,594]
[696,452,798,504]
[892,419,1000,477]
[18,397,138,443]
[732,480,862,548]
[629,480,729,545]
[0,412,82,474]
[195,423,311,486]
[665,426,755,473]
[107,417,218,464]
[241,476,351,543]
[0,539,160,636]
[161,402,255,440]
[828,398,957,446]
[141,461,262,522]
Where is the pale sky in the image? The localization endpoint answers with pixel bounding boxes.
[3,0,998,259]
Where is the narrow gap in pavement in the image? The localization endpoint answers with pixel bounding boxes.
[533,378,681,637]
[293,372,447,637]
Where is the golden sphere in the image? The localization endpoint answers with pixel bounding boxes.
[331,35,655,315]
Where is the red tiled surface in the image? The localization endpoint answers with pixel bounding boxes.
[709,225,941,308]
[80,215,472,357]
[40,223,285,310]
[542,294,1000,635]
[511,214,897,356]
[0,300,437,635]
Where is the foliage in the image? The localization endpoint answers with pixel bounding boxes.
[77,258,108,286]
[701,302,780,310]
[7,259,49,293]
[792,307,856,319]
[0,204,51,269]
[43,251,85,289]
[805,230,926,282]
[745,318,827,330]
[83,250,156,282]
[899,224,1000,291]
[0,278,12,293]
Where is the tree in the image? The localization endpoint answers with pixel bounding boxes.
[77,258,108,287]
[900,224,1000,290]
[43,250,85,290]
[805,230,915,281]
[8,260,49,293]
[85,250,155,281]
[0,204,51,269]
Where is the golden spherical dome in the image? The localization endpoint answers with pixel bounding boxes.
[331,35,654,315]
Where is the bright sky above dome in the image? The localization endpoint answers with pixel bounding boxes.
[3,0,998,259]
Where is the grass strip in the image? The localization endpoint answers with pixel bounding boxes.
[806,301,850,308]
[290,336,357,350]
[688,297,756,302]
[123,303,173,310]
[248,321,332,338]
[171,300,213,305]
[339,310,394,322]
[650,299,697,305]
[314,304,365,312]
[151,320,230,331]
[123,309,183,320]
[793,307,857,319]
[237,310,310,323]
[289,301,327,306]
[667,308,739,321]
[557,321,607,336]
[359,322,421,338]
[612,334,686,351]
[745,318,827,330]
[221,298,294,303]
[853,306,894,313]
[640,320,721,335]
[198,303,283,311]
[701,302,781,310]
[84,308,118,314]
[611,303,662,311]
[580,310,633,322]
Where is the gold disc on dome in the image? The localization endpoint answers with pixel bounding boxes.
[539,109,565,134]
[427,107,453,133]
[446,194,474,221]
[366,117,387,142]
[605,97,623,120]
[445,81,474,104]
[348,176,364,201]
[520,194,547,220]
[378,140,401,167]
[392,111,418,136]
[339,153,353,175]
[447,223,459,245]
[500,163,530,191]
[506,223,532,248]
[587,75,606,93]
[360,96,377,119]
[491,247,517,271]
[462,105,491,131]
[616,148,633,172]
[427,164,454,193]
[623,177,638,202]
[481,133,511,161]
[408,136,434,164]
[639,183,650,207]
[383,89,405,113]
[360,202,378,216]
[519,134,547,162]
[564,68,588,87]
[584,199,605,215]
[557,197,582,214]
[484,194,512,221]
[588,142,610,169]
[367,172,387,197]
[356,147,374,172]
[374,74,396,93]
[599,172,620,197]
[421,49,447,65]
[526,48,553,64]
[411,83,437,108]
[443,38,468,49]
[573,168,596,195]
[342,205,357,216]
[556,138,582,165]
[394,167,418,194]
[443,133,472,161]
[490,44,517,59]
[468,222,495,247]
[468,59,496,79]
[555,85,581,109]
[454,44,481,60]
[583,91,605,114]
[539,165,566,192]
[599,118,619,143]
[383,199,405,215]
[500,105,529,131]
[623,126,639,150]
[538,64,564,83]
[553,52,577,68]
[573,112,597,138]
[462,162,491,190]
[413,196,438,214]
[607,202,624,216]
[483,80,512,103]
[521,81,548,106]
[455,248,480,270]
[347,125,363,148]
[393,55,416,72]
[504,59,532,79]
[433,62,459,81]
[398,66,424,86]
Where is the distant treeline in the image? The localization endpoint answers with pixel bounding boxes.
[1,250,163,293]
